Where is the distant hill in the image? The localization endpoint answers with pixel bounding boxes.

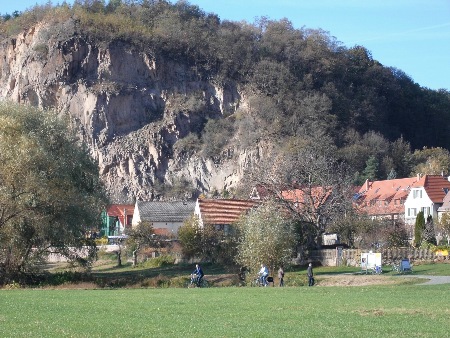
[1,1,449,202]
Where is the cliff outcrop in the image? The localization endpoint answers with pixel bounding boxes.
[0,19,259,202]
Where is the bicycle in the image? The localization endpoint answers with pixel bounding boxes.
[188,274,209,288]
[251,275,269,287]
[391,263,400,273]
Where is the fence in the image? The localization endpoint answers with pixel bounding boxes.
[306,247,446,267]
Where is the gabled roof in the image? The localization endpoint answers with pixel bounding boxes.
[411,175,450,203]
[281,187,332,208]
[136,201,196,223]
[355,175,450,217]
[249,185,271,200]
[438,191,450,212]
[197,198,260,225]
[354,177,417,216]
[106,204,134,225]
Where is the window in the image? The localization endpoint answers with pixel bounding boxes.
[421,207,430,216]
[413,190,422,199]
[408,208,417,217]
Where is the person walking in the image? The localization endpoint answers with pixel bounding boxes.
[307,263,314,286]
[278,266,285,287]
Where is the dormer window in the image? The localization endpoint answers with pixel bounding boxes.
[412,189,422,199]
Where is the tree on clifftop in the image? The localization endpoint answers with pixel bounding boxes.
[0,102,108,284]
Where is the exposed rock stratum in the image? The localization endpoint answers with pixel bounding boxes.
[0,20,263,202]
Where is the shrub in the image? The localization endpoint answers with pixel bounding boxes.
[95,236,109,246]
[140,255,176,268]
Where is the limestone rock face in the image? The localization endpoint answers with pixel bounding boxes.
[0,20,262,202]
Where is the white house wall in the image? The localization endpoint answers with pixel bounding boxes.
[404,187,434,224]
[131,202,141,226]
[194,200,203,228]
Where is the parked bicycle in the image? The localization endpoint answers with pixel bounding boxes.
[392,263,400,273]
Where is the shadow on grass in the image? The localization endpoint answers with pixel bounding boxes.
[86,262,237,288]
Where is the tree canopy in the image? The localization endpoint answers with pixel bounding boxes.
[0,102,108,282]
[236,200,297,276]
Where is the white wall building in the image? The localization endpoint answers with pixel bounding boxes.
[404,175,450,225]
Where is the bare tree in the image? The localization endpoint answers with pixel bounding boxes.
[245,147,354,249]
[438,212,450,245]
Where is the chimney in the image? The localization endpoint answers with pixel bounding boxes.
[365,179,370,191]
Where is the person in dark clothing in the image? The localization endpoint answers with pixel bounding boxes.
[192,264,204,286]
[307,263,314,286]
[278,266,285,287]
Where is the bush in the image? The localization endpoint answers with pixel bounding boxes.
[139,255,176,268]
[95,237,109,246]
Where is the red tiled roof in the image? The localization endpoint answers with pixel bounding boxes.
[412,175,450,202]
[355,177,417,216]
[355,175,450,216]
[281,187,332,209]
[198,199,260,225]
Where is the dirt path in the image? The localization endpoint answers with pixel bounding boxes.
[312,273,450,286]
[394,275,450,285]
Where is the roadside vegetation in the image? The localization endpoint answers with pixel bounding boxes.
[2,251,448,290]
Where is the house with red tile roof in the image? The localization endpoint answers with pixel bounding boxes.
[355,175,450,226]
[354,177,418,221]
[404,175,450,225]
[280,187,332,210]
[101,204,134,237]
[194,198,260,231]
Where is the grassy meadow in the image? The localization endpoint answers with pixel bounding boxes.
[1,284,449,337]
[1,261,449,338]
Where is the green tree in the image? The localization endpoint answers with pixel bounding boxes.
[414,211,425,247]
[0,103,108,283]
[361,155,379,182]
[387,168,397,180]
[236,201,297,277]
[422,215,437,246]
[411,147,450,176]
[125,220,157,267]
[178,215,203,260]
[178,215,237,265]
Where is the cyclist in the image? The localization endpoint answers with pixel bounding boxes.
[258,264,269,286]
[192,264,204,287]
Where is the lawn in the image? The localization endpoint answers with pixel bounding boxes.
[1,283,449,337]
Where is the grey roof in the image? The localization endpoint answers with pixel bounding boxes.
[136,201,196,222]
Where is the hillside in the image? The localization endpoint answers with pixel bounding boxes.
[1,1,450,202]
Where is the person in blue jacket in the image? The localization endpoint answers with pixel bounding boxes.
[192,264,204,286]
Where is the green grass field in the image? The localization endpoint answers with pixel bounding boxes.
[1,262,449,337]
[1,282,449,337]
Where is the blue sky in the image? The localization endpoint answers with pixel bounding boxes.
[3,0,450,90]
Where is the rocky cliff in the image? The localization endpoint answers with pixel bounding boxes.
[0,19,261,202]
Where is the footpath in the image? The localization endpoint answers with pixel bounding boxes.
[398,275,450,285]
